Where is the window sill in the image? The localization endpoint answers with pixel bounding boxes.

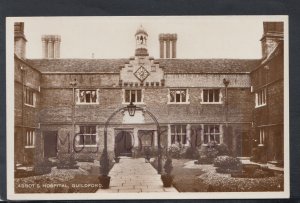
[255,104,267,108]
[202,143,221,146]
[167,102,190,105]
[200,102,223,105]
[24,104,35,108]
[25,146,35,148]
[76,103,98,105]
[76,145,98,148]
[122,102,145,105]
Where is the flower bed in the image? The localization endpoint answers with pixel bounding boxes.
[198,165,283,192]
[14,164,103,193]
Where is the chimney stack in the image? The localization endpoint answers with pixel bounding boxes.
[14,22,27,59]
[159,33,177,59]
[42,35,61,59]
[261,22,283,58]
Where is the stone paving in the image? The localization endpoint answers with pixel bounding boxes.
[96,157,178,193]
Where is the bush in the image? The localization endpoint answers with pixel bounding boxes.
[213,156,241,170]
[216,144,230,156]
[167,144,181,159]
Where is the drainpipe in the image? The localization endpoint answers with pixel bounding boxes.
[20,65,25,163]
[223,78,230,126]
[223,78,230,149]
[70,79,77,154]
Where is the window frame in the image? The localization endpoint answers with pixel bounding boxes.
[24,87,36,107]
[201,88,222,104]
[255,88,267,108]
[25,128,35,148]
[76,89,99,105]
[202,125,222,145]
[170,124,187,145]
[168,88,190,104]
[76,125,98,147]
[122,89,144,104]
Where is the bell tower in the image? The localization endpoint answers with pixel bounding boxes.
[135,25,149,56]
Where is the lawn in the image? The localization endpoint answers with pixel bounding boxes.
[171,159,208,192]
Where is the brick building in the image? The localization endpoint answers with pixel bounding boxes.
[14,22,284,168]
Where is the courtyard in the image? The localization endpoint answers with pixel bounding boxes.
[15,154,284,193]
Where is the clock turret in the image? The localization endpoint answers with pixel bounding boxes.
[135,25,149,56]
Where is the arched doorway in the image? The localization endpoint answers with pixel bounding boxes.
[115,131,133,157]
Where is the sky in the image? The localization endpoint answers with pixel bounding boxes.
[17,16,281,59]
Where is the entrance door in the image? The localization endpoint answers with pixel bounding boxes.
[115,131,133,156]
[237,131,251,157]
[43,131,58,158]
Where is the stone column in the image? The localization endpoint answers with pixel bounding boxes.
[166,39,170,58]
[167,124,171,147]
[172,39,177,58]
[48,39,54,59]
[133,128,139,147]
[153,131,158,147]
[42,37,48,58]
[186,124,191,146]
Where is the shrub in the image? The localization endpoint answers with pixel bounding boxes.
[167,144,181,159]
[213,156,241,170]
[253,169,270,178]
[164,157,173,175]
[216,144,230,156]
[242,164,261,175]
[183,147,197,159]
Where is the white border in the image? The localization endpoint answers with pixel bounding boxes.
[6,16,289,200]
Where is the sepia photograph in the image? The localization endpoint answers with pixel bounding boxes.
[6,16,289,200]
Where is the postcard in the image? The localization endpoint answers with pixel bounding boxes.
[6,16,289,200]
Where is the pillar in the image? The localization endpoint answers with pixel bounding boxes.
[167,124,171,147]
[153,131,158,147]
[48,39,54,59]
[186,124,191,146]
[166,39,170,58]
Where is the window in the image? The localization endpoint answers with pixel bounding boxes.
[255,88,267,107]
[78,90,97,104]
[25,129,35,148]
[258,128,265,146]
[124,89,143,103]
[202,89,221,103]
[77,125,97,147]
[25,88,35,106]
[203,125,221,144]
[171,125,187,145]
[169,89,188,103]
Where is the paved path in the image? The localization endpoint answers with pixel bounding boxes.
[96,157,178,193]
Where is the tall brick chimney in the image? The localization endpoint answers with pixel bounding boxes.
[14,22,27,59]
[261,22,283,59]
[42,35,61,59]
[159,33,177,59]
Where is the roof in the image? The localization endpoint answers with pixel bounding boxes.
[158,59,261,73]
[26,59,129,73]
[26,58,261,74]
